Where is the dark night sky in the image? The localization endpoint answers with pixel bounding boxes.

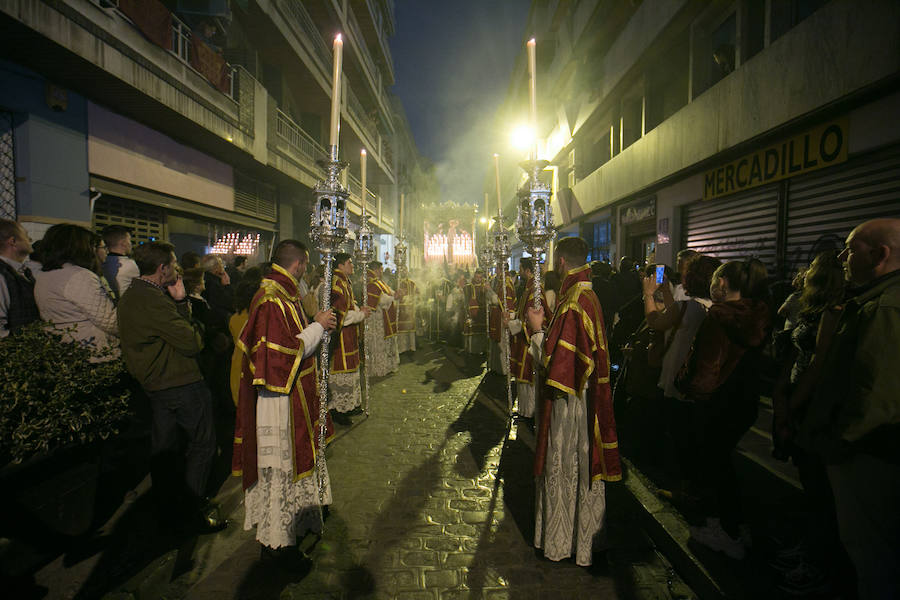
[389,0,532,206]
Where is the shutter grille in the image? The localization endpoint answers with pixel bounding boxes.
[92,196,166,244]
[785,147,900,274]
[0,111,16,221]
[682,185,779,272]
[234,171,277,221]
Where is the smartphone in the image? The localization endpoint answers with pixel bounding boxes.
[655,265,665,284]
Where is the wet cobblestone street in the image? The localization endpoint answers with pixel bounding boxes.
[178,342,685,599]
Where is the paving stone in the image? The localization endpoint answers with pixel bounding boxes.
[117,343,695,600]
[424,569,459,588]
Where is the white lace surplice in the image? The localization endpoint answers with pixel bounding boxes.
[244,389,332,548]
[364,307,399,377]
[531,334,607,566]
[397,331,416,353]
[517,382,535,417]
[329,370,360,413]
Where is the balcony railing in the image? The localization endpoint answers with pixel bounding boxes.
[275,109,326,165]
[348,172,379,214]
[280,0,332,74]
[346,6,382,100]
[172,15,191,63]
[345,80,377,148]
[170,14,237,101]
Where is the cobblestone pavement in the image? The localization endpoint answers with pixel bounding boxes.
[178,342,691,600]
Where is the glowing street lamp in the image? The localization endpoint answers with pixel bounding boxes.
[510,124,535,151]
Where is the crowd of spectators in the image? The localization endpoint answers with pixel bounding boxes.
[1,216,897,598]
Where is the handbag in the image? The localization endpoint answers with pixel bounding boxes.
[622,302,687,399]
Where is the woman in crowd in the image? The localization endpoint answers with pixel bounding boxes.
[677,258,772,560]
[33,224,119,358]
[641,255,721,491]
[543,270,561,313]
[772,251,854,594]
[228,267,263,407]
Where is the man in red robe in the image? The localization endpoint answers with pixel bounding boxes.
[364,261,398,376]
[507,257,548,419]
[396,266,417,354]
[233,240,336,563]
[463,269,489,355]
[329,253,372,425]
[526,236,621,567]
[488,269,517,376]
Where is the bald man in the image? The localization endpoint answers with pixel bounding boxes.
[799,218,900,600]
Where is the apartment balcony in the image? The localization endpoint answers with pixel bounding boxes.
[257,0,394,180]
[351,0,396,85]
[0,0,253,159]
[302,0,393,132]
[269,106,393,232]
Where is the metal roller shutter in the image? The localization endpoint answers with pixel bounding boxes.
[681,184,779,271]
[92,195,167,245]
[785,147,900,275]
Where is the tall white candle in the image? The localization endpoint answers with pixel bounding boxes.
[329,34,344,148]
[527,38,537,161]
[399,192,404,234]
[360,148,367,212]
[484,192,490,229]
[493,153,502,216]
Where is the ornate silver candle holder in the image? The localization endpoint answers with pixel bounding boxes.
[311,145,350,512]
[355,205,375,417]
[515,159,556,310]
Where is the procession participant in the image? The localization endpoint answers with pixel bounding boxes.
[525,236,621,567]
[446,272,467,347]
[396,265,418,354]
[463,269,489,355]
[488,267,516,375]
[431,268,453,341]
[232,240,337,564]
[329,253,372,425]
[507,257,548,419]
[365,261,399,376]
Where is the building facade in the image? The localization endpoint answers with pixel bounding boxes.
[497,0,900,283]
[0,0,427,264]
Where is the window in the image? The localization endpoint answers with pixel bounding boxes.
[646,34,689,132]
[590,221,611,263]
[771,0,828,43]
[567,149,577,188]
[743,0,766,61]
[691,8,737,99]
[172,16,191,63]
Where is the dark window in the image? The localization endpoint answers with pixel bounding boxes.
[646,34,689,132]
[771,0,827,43]
[744,0,766,61]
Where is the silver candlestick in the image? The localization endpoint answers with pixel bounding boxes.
[355,210,375,417]
[515,159,556,311]
[310,144,350,523]
[491,213,514,416]
[479,245,493,339]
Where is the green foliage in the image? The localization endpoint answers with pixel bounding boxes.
[0,322,131,465]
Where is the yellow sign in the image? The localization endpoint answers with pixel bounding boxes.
[703,119,848,200]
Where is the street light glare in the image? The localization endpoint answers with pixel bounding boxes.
[510,124,534,150]
[480,217,488,224]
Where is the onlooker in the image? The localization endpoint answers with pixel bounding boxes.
[117,241,225,534]
[644,255,720,489]
[543,270,561,312]
[771,250,853,596]
[228,267,262,407]
[101,225,139,299]
[181,251,201,270]
[678,258,772,559]
[672,249,700,301]
[0,219,38,337]
[33,224,119,357]
[199,254,233,330]
[590,260,616,328]
[778,268,807,331]
[799,218,900,599]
